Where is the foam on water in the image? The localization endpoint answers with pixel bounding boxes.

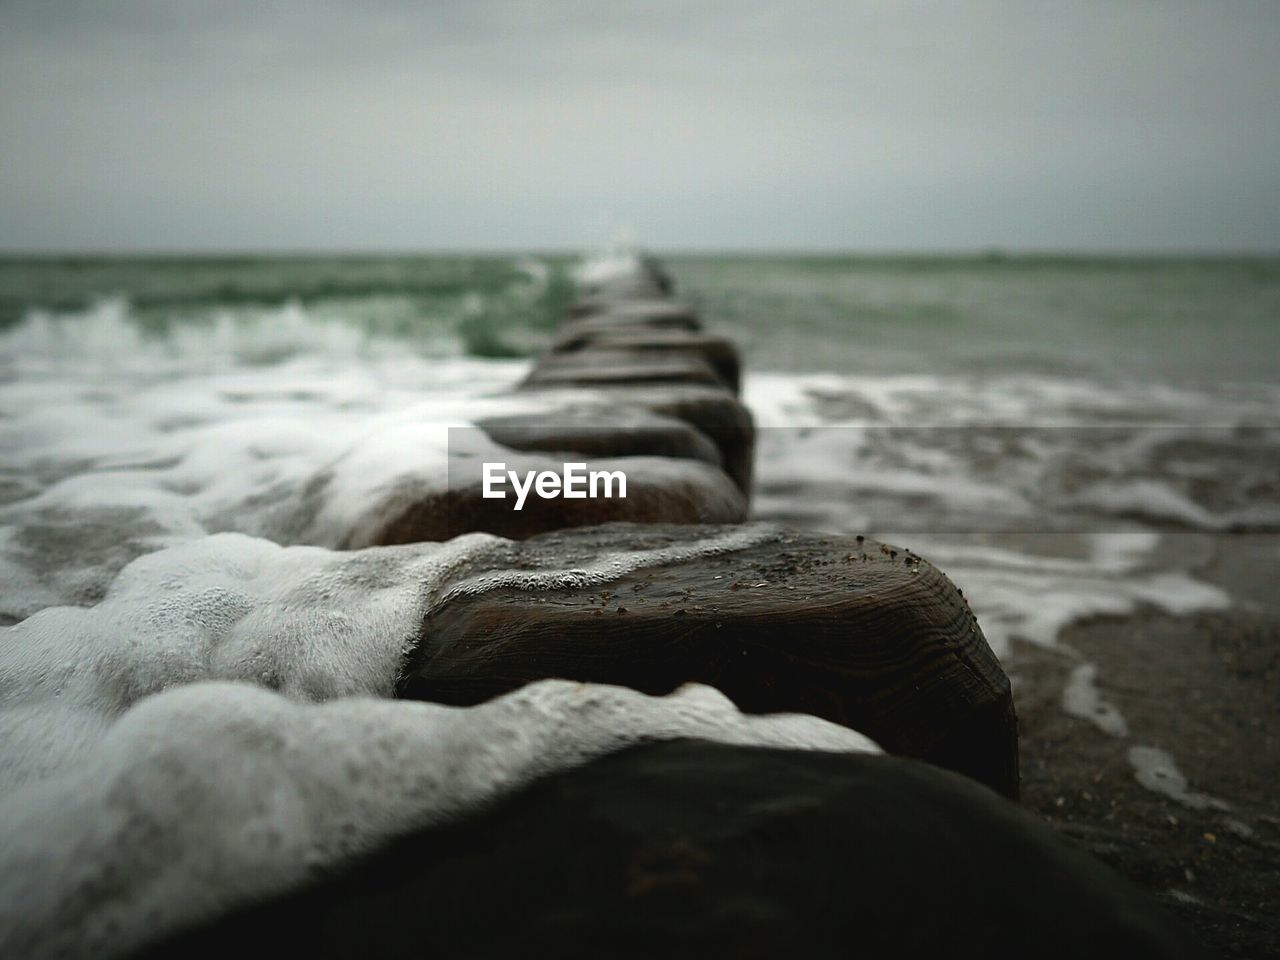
[1127,746,1231,812]
[4,296,453,372]
[880,533,1231,658]
[0,523,784,793]
[1,316,1259,668]
[743,370,1269,659]
[0,514,871,958]
[0,678,877,960]
[0,313,540,619]
[744,369,1269,816]
[746,372,1280,534]
[2,262,1276,943]
[573,249,648,287]
[1063,663,1129,738]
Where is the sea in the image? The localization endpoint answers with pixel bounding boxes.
[0,252,1277,955]
[3,253,1277,620]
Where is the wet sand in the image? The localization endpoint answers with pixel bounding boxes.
[1010,534,1280,958]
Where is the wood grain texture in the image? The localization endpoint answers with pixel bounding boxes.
[476,409,724,466]
[400,522,1018,798]
[484,383,755,494]
[550,328,742,394]
[521,348,727,390]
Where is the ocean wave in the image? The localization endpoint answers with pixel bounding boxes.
[1,342,1272,623]
[0,517,876,958]
[0,257,1271,949]
[0,296,455,369]
[747,373,1280,534]
[0,254,570,368]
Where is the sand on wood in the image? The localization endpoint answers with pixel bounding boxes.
[400,522,1018,798]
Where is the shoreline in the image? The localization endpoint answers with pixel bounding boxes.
[2,251,1273,956]
[1011,532,1280,958]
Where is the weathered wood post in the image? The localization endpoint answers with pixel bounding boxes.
[393,254,1020,799]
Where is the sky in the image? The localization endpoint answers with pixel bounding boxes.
[2,1,1278,253]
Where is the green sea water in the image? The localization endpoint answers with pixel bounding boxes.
[667,255,1280,384]
[1,253,1276,384]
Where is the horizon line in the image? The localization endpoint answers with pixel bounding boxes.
[2,245,1278,260]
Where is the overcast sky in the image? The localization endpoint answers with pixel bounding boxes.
[2,1,1277,253]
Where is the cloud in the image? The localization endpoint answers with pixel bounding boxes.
[2,1,1278,251]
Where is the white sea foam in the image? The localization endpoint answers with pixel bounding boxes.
[573,249,647,286]
[0,302,830,958]
[746,373,1280,535]
[3,296,461,373]
[0,514,871,959]
[0,299,766,620]
[886,533,1232,658]
[0,678,877,960]
[1128,745,1231,812]
[0,320,537,619]
[742,370,1262,661]
[0,322,1249,663]
[0,523,783,793]
[1063,662,1129,737]
[3,322,1259,648]
[0,294,1273,954]
[744,369,1262,820]
[746,370,1280,431]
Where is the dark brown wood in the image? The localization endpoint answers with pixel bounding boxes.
[476,409,723,466]
[566,297,700,327]
[482,383,754,495]
[357,257,753,546]
[521,265,752,493]
[615,384,754,492]
[134,742,1199,960]
[364,465,747,546]
[400,522,1018,798]
[550,328,741,394]
[521,349,726,390]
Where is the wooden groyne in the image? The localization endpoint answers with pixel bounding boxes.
[374,251,1018,795]
[124,255,1207,960]
[364,254,753,544]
